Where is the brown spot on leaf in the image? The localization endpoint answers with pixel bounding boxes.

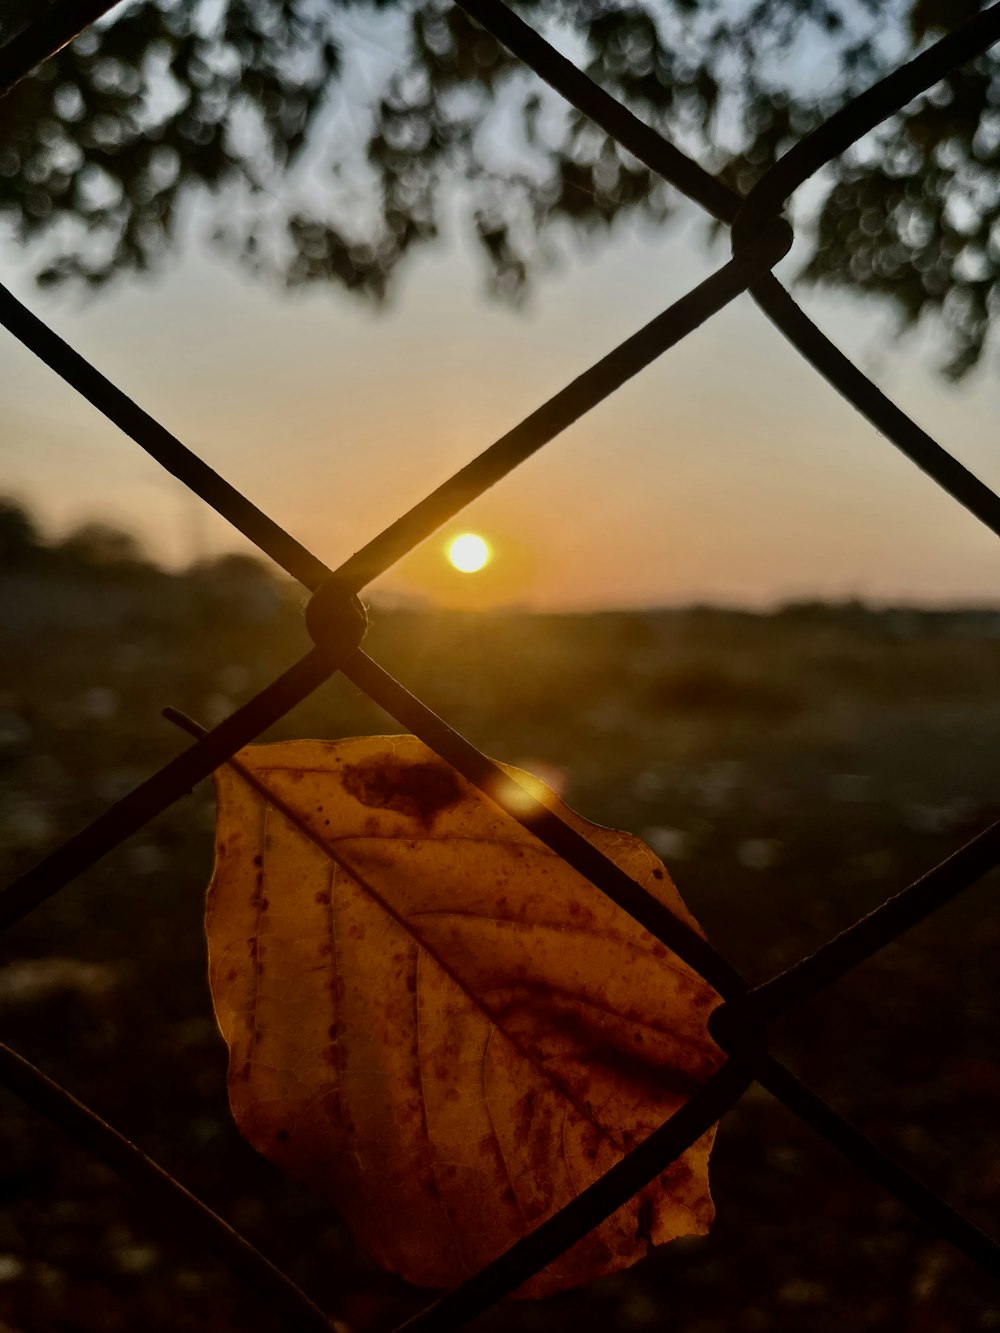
[514,1088,539,1141]
[341,755,462,827]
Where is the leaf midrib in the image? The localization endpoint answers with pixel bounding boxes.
[219,748,699,1162]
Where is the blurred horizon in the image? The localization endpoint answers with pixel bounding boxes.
[8,487,1000,616]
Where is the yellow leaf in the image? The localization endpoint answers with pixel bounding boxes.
[206,735,722,1298]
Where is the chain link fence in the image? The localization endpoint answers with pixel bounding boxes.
[2,1,1000,1328]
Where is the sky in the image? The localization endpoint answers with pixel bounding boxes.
[3,180,1000,612]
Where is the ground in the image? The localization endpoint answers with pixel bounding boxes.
[1,568,998,1332]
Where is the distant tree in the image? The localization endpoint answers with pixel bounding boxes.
[57,521,149,570]
[0,0,996,374]
[189,550,274,583]
[189,551,283,622]
[0,497,40,565]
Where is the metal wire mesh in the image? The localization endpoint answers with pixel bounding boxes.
[3,1,1000,1328]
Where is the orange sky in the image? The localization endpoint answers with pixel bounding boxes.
[3,207,1000,610]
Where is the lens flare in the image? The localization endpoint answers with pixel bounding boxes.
[447,532,491,573]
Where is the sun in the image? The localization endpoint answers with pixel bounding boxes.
[447,532,491,573]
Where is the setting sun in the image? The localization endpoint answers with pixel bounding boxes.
[447,532,491,573]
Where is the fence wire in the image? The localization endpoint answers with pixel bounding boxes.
[2,1,1000,1329]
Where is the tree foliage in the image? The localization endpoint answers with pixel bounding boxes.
[0,0,997,373]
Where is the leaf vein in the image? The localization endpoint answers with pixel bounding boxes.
[414,947,470,1267]
[326,861,353,1161]
[476,985,715,1061]
[246,800,268,1078]
[410,910,699,990]
[481,1025,529,1232]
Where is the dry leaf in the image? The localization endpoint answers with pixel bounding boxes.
[206,735,722,1298]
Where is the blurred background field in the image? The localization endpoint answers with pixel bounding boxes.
[1,505,999,1332]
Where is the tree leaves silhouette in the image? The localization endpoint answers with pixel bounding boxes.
[0,0,996,374]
